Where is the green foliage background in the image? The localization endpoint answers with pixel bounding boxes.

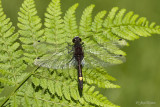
[1,0,160,107]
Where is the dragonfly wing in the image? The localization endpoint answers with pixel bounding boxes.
[83,42,126,68]
[83,52,125,68]
[84,39,128,55]
[34,45,74,69]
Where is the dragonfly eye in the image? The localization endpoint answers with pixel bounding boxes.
[119,38,122,41]
[72,38,76,43]
[72,36,81,43]
[79,38,82,42]
[37,40,40,42]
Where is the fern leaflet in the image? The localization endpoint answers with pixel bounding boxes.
[0,0,160,106]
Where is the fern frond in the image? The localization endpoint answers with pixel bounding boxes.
[0,0,26,87]
[64,3,79,42]
[31,69,119,106]
[8,84,81,107]
[91,10,107,43]
[31,76,118,107]
[1,0,160,106]
[44,0,64,45]
[83,68,120,88]
[102,7,160,41]
[18,0,44,65]
[83,85,119,107]
[32,71,78,99]
[79,4,95,40]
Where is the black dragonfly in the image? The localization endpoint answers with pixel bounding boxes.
[34,36,126,90]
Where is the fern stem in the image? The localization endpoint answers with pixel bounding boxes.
[0,66,40,106]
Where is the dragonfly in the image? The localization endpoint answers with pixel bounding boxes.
[34,36,126,90]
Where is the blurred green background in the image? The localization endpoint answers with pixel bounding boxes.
[2,0,160,107]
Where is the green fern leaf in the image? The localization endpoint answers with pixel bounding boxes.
[1,0,160,106]
[55,81,63,97]
[40,78,48,89]
[48,80,55,95]
[103,7,160,41]
[0,0,27,89]
[70,85,79,100]
[44,0,64,45]
[62,84,71,100]
[64,3,79,41]
[83,67,119,88]
[18,0,44,65]
[91,10,107,43]
[79,4,95,40]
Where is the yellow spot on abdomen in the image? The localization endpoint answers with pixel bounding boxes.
[79,77,83,81]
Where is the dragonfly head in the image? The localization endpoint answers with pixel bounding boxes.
[72,36,82,43]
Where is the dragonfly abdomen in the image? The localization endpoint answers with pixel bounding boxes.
[77,58,83,90]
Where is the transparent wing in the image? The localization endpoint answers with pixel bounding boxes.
[82,51,125,68]
[82,40,126,68]
[34,51,72,69]
[34,41,75,69]
[33,39,126,69]
[97,39,128,54]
